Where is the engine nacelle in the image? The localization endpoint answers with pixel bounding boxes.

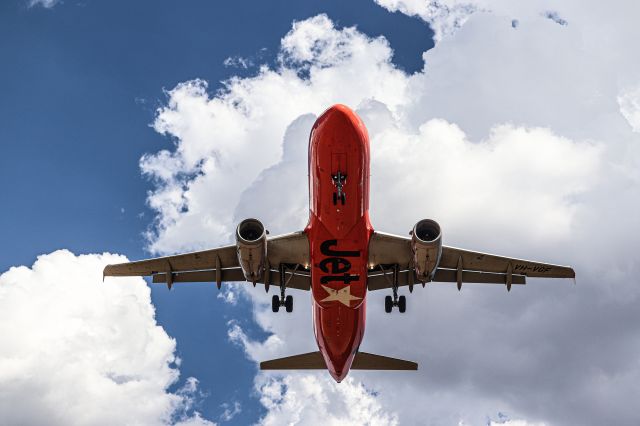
[411,219,443,282]
[236,218,267,283]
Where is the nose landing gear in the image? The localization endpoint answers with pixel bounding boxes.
[332,171,347,205]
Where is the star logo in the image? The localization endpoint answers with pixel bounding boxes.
[320,285,362,307]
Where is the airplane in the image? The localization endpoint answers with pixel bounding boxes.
[104,104,575,382]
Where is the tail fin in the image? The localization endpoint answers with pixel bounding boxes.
[260,351,417,371]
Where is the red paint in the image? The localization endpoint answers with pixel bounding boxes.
[304,104,373,382]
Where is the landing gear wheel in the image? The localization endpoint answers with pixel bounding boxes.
[333,192,337,205]
[385,295,393,313]
[398,295,406,313]
[272,295,280,313]
[285,295,293,313]
[340,193,346,205]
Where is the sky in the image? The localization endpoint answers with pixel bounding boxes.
[1,0,640,425]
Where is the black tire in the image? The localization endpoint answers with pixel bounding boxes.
[272,295,280,313]
[340,193,346,205]
[398,295,406,313]
[333,192,337,205]
[385,295,393,313]
[285,295,293,313]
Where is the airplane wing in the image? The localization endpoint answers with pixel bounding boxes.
[367,231,575,291]
[103,232,311,290]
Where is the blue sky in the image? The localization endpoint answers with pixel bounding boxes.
[2,1,640,425]
[0,1,432,423]
[0,0,432,271]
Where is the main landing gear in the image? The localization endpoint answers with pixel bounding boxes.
[385,294,406,313]
[272,294,293,313]
[271,264,297,313]
[380,264,407,313]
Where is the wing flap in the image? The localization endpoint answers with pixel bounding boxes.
[433,268,525,285]
[152,268,311,291]
[367,268,525,290]
[152,268,245,284]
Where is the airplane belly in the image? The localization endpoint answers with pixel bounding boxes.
[305,104,372,382]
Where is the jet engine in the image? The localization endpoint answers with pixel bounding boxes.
[236,218,267,283]
[411,219,442,282]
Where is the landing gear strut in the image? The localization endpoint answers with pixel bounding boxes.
[271,264,297,313]
[381,264,407,313]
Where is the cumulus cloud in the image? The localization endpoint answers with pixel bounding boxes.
[139,4,640,425]
[0,250,213,426]
[369,117,601,246]
[141,14,407,254]
[256,375,398,426]
[374,0,479,41]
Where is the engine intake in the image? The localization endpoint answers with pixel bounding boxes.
[236,218,267,282]
[411,219,442,282]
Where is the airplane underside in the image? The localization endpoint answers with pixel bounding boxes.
[103,104,576,383]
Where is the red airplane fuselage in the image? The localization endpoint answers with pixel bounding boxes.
[304,104,373,382]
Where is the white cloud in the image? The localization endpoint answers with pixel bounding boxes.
[374,0,479,41]
[217,283,240,305]
[369,118,601,247]
[223,56,253,69]
[618,84,640,133]
[28,0,61,9]
[219,401,241,422]
[141,14,407,254]
[256,374,398,426]
[139,5,640,426]
[0,250,213,426]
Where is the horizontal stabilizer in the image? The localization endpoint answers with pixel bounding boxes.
[260,351,417,371]
[352,352,417,370]
[260,352,326,370]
